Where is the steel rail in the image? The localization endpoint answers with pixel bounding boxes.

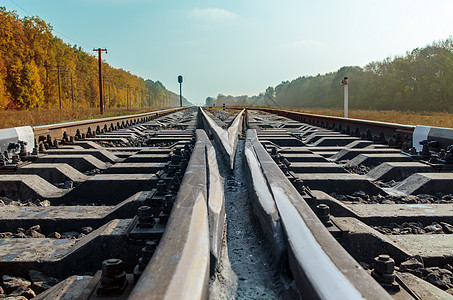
[129,129,223,300]
[249,107,453,150]
[257,107,415,132]
[223,106,415,145]
[33,107,186,142]
[244,129,392,299]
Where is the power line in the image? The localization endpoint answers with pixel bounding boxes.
[52,29,94,49]
[5,0,94,49]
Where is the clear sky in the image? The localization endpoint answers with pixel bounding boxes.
[3,0,453,105]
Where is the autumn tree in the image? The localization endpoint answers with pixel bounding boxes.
[0,6,181,110]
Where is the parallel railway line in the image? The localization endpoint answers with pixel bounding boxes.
[0,107,452,299]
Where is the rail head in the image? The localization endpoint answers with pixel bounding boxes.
[128,129,211,300]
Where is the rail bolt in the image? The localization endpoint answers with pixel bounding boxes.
[371,254,397,287]
[373,254,395,275]
[135,240,157,278]
[156,180,167,193]
[164,194,174,205]
[102,258,124,278]
[11,154,21,164]
[292,178,304,194]
[316,204,329,215]
[141,240,157,260]
[316,204,332,226]
[98,258,128,296]
[138,205,152,217]
[137,206,155,228]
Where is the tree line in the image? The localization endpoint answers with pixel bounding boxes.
[206,38,453,112]
[0,7,189,110]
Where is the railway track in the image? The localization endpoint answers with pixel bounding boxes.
[0,107,452,299]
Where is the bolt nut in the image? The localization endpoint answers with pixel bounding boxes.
[102,258,124,278]
[159,211,169,224]
[137,206,155,228]
[142,241,157,260]
[316,204,331,226]
[374,254,395,275]
[98,258,128,296]
[156,180,166,192]
[316,204,330,216]
[371,270,396,285]
[145,240,157,250]
[138,206,152,218]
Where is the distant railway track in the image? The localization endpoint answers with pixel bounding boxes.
[0,107,452,299]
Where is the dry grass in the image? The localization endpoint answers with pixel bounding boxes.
[213,106,453,128]
[292,109,453,128]
[5,106,452,130]
[0,107,167,129]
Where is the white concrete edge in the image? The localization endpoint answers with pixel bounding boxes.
[0,126,34,154]
[413,125,431,151]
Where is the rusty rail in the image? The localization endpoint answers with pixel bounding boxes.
[33,108,186,142]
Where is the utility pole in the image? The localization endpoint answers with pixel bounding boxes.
[54,65,68,110]
[142,90,145,108]
[178,75,183,107]
[70,73,74,110]
[147,90,151,107]
[341,77,349,118]
[46,64,67,110]
[93,48,107,114]
[108,82,111,108]
[102,76,107,112]
[57,66,62,110]
[126,85,130,110]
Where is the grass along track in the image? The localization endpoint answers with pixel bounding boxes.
[293,109,453,128]
[3,106,452,130]
[208,106,453,129]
